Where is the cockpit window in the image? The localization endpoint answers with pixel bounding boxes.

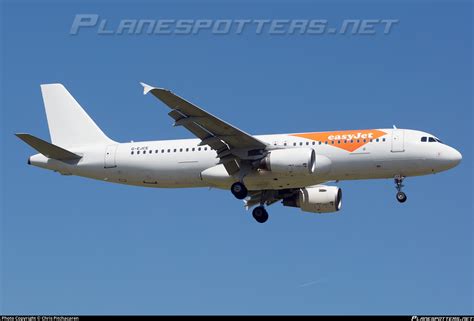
[428,137,436,142]
[435,138,442,143]
[421,137,427,142]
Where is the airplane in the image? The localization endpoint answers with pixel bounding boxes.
[16,83,462,223]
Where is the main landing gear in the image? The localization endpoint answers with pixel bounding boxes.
[252,206,269,223]
[394,175,407,203]
[231,182,248,199]
[230,182,270,223]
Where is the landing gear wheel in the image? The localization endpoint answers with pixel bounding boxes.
[231,182,248,200]
[394,175,407,203]
[252,206,269,223]
[396,191,407,203]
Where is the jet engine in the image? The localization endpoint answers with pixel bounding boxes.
[260,148,316,174]
[283,185,342,213]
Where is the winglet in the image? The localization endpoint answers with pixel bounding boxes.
[140,82,155,95]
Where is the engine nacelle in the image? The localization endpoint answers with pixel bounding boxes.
[283,185,342,213]
[260,148,316,174]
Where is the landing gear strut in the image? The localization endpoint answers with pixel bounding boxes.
[252,206,269,223]
[231,182,248,200]
[394,175,407,203]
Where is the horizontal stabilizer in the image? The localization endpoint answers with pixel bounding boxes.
[15,133,82,161]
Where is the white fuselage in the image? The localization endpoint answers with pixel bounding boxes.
[28,128,462,190]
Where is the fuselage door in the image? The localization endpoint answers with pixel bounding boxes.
[391,129,405,152]
[104,145,118,168]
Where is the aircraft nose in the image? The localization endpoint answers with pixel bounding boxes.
[445,146,462,167]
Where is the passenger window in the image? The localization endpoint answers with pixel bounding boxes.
[311,142,315,145]
[284,143,288,146]
[161,149,164,153]
[293,142,296,146]
[382,138,386,142]
[306,142,309,146]
[338,140,341,144]
[429,137,436,142]
[376,139,379,142]
[204,147,208,151]
[325,141,328,144]
[192,148,195,151]
[421,137,427,142]
[137,151,140,154]
[173,149,177,152]
[131,151,134,155]
[356,139,360,143]
[299,142,303,146]
[198,147,201,151]
[155,150,158,153]
[318,142,322,145]
[179,148,183,152]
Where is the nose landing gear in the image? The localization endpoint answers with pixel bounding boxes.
[394,175,407,203]
[396,191,407,203]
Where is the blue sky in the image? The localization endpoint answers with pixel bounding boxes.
[1,0,472,315]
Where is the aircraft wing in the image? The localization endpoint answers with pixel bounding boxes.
[244,183,330,209]
[244,189,297,209]
[140,83,267,174]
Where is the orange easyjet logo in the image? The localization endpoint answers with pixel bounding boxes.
[291,129,387,152]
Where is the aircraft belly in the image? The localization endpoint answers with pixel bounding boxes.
[244,175,327,190]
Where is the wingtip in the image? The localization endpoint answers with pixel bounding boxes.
[140,82,172,95]
[15,133,28,138]
[140,82,155,95]
[15,133,31,145]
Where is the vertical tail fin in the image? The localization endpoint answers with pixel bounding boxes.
[40,84,115,148]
